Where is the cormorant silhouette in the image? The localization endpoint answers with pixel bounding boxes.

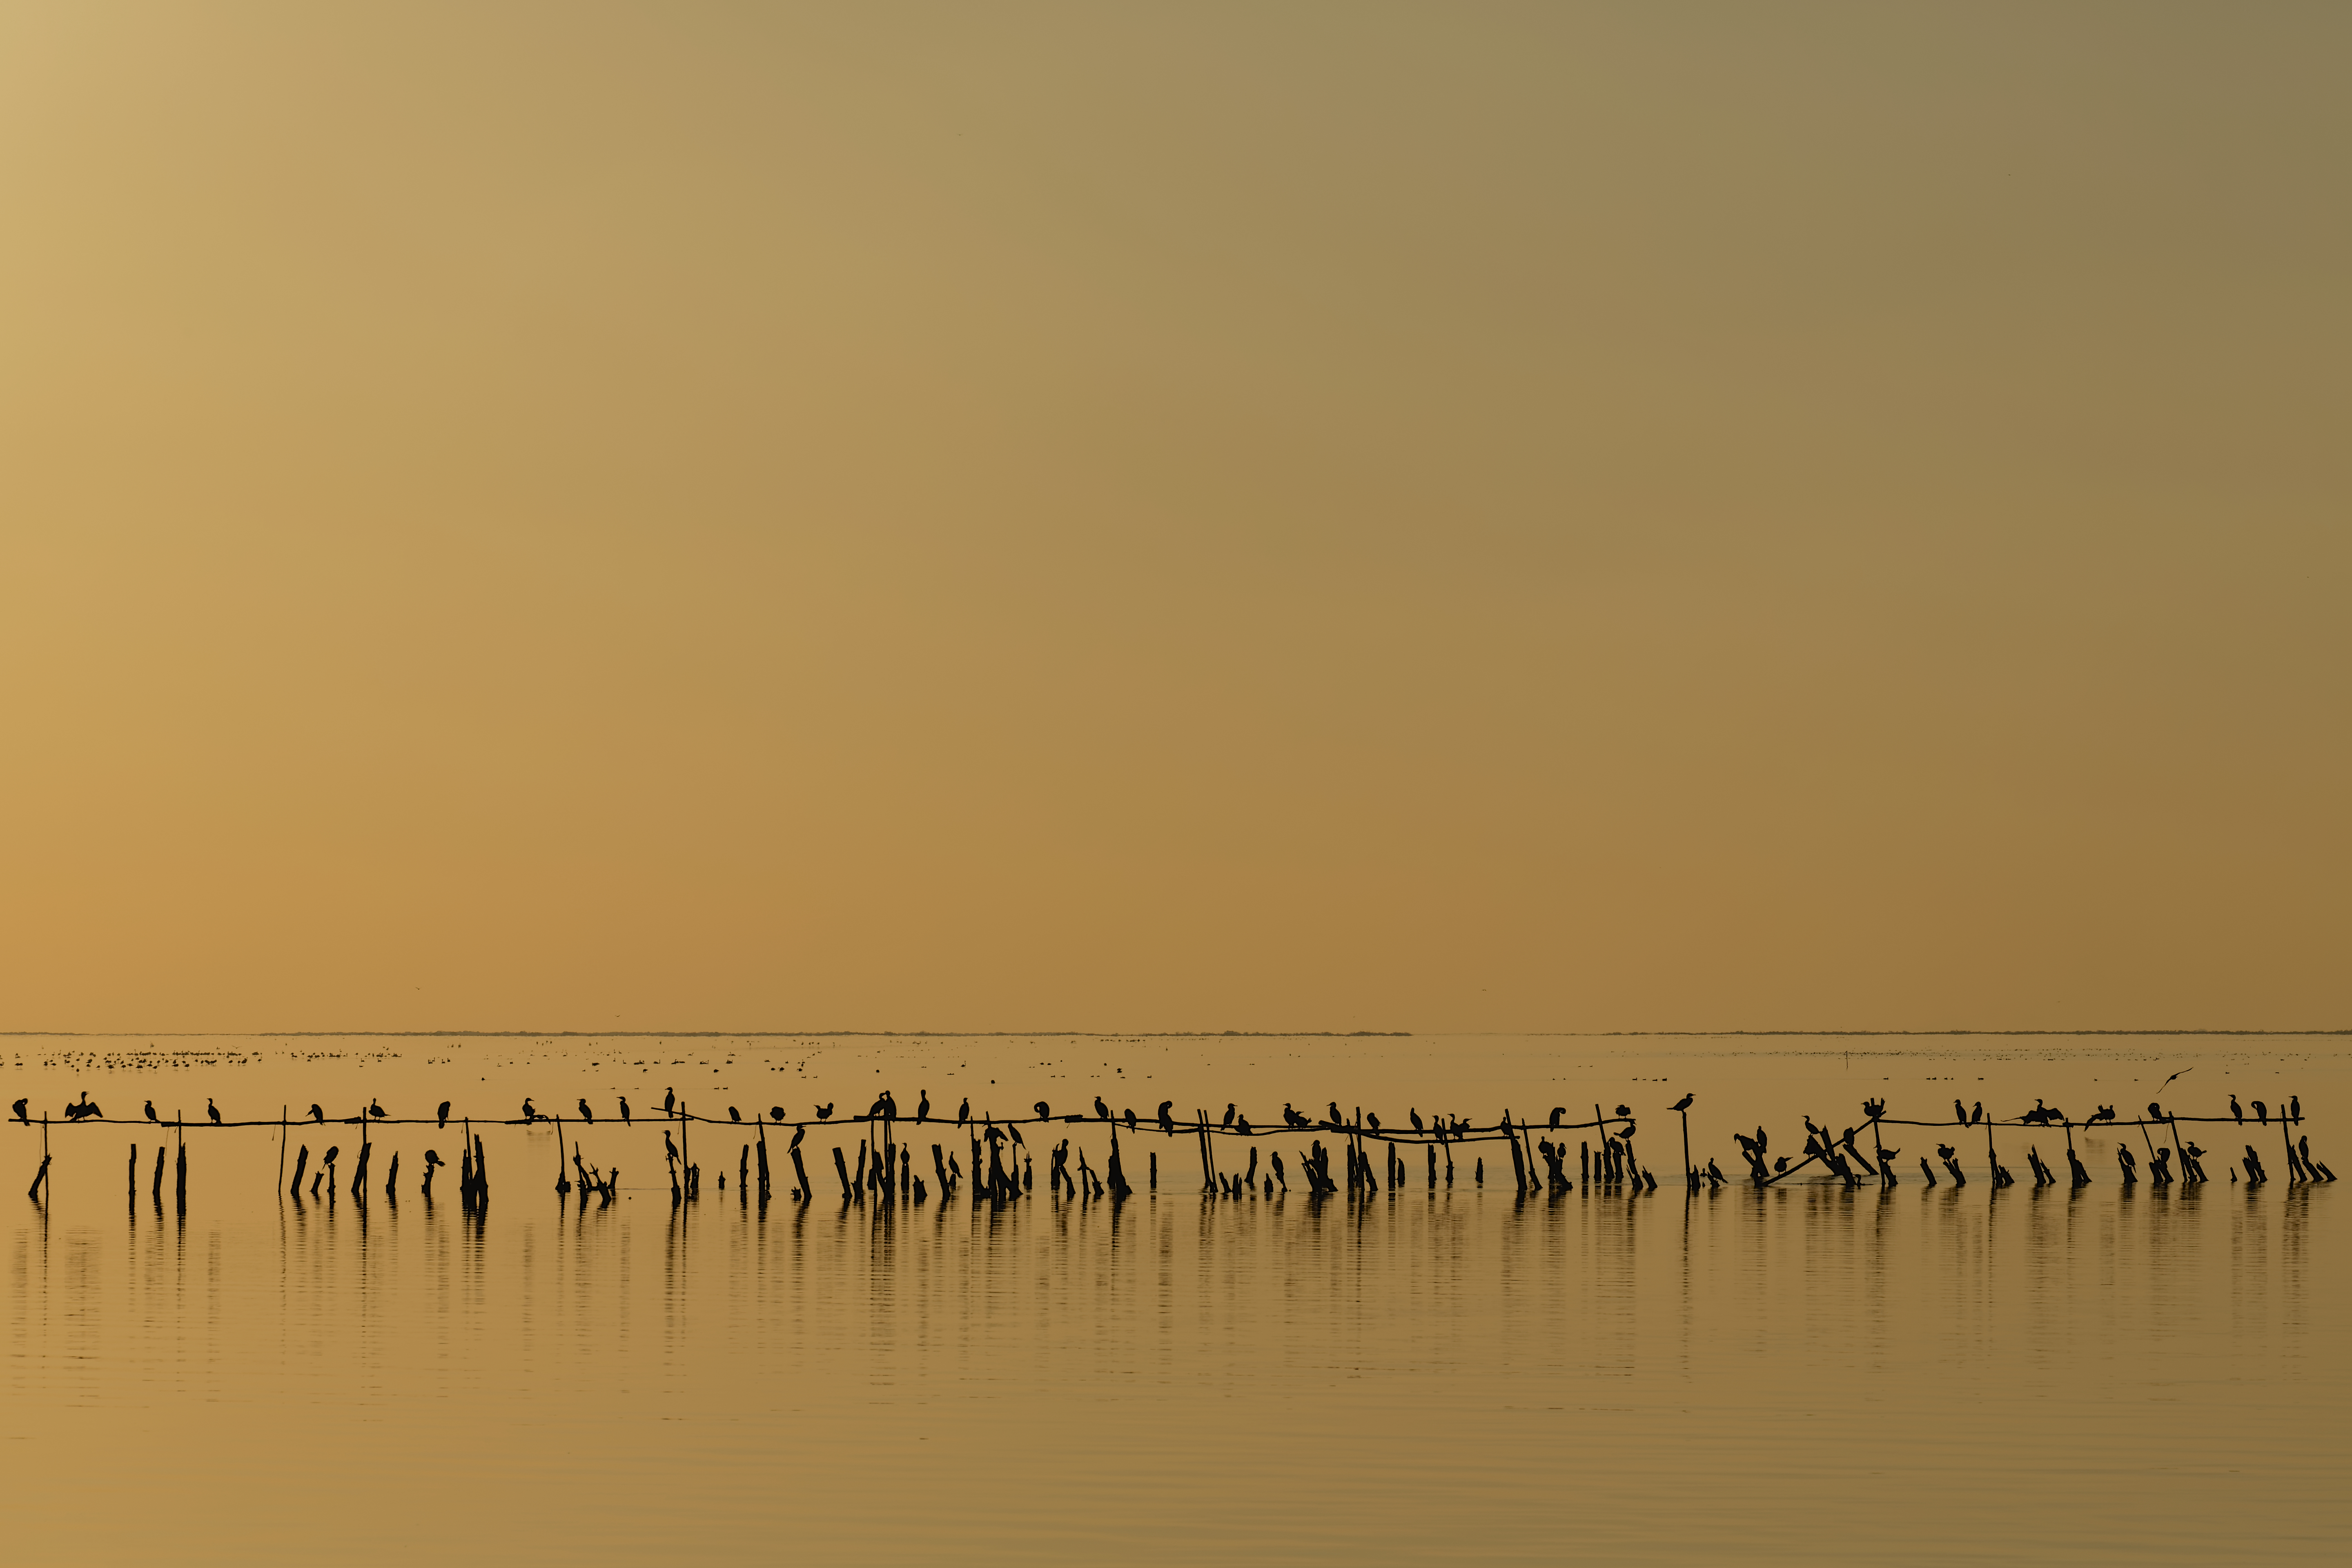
[1549,1108,1566,1129]
[1328,1101,1344,1127]
[310,1104,325,1123]
[2252,1100,2268,1124]
[2090,1106,2116,1124]
[1367,1113,1382,1133]
[2148,1102,2164,1121]
[146,1100,159,1123]
[663,1087,675,1116]
[521,1098,537,1122]
[815,1103,833,1120]
[1221,1104,1236,1129]
[1621,1120,1636,1139]
[769,1106,785,1122]
[1615,1104,1631,1119]
[1953,1098,1968,1125]
[1409,1109,1424,1132]
[1971,1102,1984,1125]
[1158,1102,1175,1133]
[1009,1124,1025,1148]
[2231,1095,2244,1124]
[1670,1093,1694,1113]
[1034,1101,1051,1120]
[664,1131,679,1162]
[957,1098,970,1126]
[438,1101,452,1129]
[619,1097,630,1124]
[1236,1114,1253,1134]
[1123,1108,1137,1130]
[323,1146,340,1167]
[578,1099,594,1124]
[788,1126,804,1151]
[1095,1096,1111,1121]
[11,1098,26,1123]
[917,1091,929,1121]
[2291,1095,2301,1122]
[208,1098,223,1125]
[728,1107,742,1122]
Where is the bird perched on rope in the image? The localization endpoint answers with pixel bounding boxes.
[1953,1099,1969,1126]
[310,1104,325,1123]
[1410,1108,1425,1132]
[1549,1108,1566,1130]
[1159,1102,1176,1134]
[521,1098,538,1122]
[1615,1104,1632,1119]
[1034,1101,1051,1121]
[1367,1112,1382,1133]
[728,1107,742,1123]
[146,1100,160,1123]
[917,1090,929,1122]
[1235,1113,1253,1134]
[815,1103,833,1120]
[2252,1100,2269,1125]
[957,1098,970,1126]
[769,1106,785,1123]
[2089,1106,2116,1124]
[2230,1095,2244,1124]
[2147,1102,2165,1122]
[365,1099,384,1120]
[1221,1104,1236,1129]
[619,1097,631,1125]
[208,1098,223,1125]
[13,1098,29,1124]
[438,1101,452,1128]
[1123,1107,1138,1130]
[1095,1096,1110,1121]
[577,1098,594,1124]
[1970,1102,1984,1125]
[2291,1095,2301,1122]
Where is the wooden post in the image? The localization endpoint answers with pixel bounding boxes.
[278,1106,287,1191]
[1679,1109,1692,1186]
[129,1143,138,1199]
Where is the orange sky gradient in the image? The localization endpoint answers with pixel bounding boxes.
[2,4,2345,1033]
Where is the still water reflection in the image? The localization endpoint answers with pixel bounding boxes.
[5,1035,2345,1565]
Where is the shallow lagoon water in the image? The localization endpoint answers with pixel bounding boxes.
[6,1033,2345,1564]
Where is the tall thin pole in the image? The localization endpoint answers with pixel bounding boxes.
[278,1105,287,1190]
[1679,1108,1692,1186]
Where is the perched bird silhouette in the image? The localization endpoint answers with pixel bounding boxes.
[1328,1101,1344,1127]
[2290,1095,2301,1122]
[2148,1102,2165,1121]
[1009,1124,1025,1148]
[788,1126,804,1151]
[1034,1101,1051,1120]
[146,1100,160,1123]
[1158,1102,1175,1133]
[619,1097,631,1125]
[208,1098,223,1125]
[1971,1102,1984,1125]
[12,1098,28,1123]
[365,1098,384,1120]
[1123,1108,1138,1130]
[1670,1093,1694,1113]
[2252,1100,2268,1125]
[1774,1156,1791,1173]
[2231,1095,2244,1124]
[728,1106,742,1123]
[1620,1120,1636,1140]
[521,1098,537,1122]
[663,1087,676,1116]
[310,1104,326,1123]
[1615,1104,1632,1119]
[577,1099,594,1124]
[770,1106,785,1122]
[957,1098,970,1126]
[1805,1116,1826,1139]
[1366,1113,1382,1133]
[1936,1143,1957,1160]
[917,1091,930,1122]
[1549,1108,1566,1130]
[323,1146,340,1167]
[815,1103,833,1120]
[1221,1104,1236,1129]
[2090,1106,2116,1124]
[1409,1109,1424,1132]
[437,1101,451,1129]
[1954,1098,1969,1126]
[424,1149,443,1171]
[1733,1132,1759,1154]
[1096,1096,1111,1121]
[664,1131,679,1162]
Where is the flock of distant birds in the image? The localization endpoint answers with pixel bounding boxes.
[11,1075,2333,1204]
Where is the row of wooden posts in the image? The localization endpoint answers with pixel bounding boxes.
[19,1099,2333,1209]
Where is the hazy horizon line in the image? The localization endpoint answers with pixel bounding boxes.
[4,1028,2347,1040]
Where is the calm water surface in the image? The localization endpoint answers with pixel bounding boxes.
[6,1033,2345,1564]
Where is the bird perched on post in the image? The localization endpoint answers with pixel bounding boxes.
[368,1099,386,1120]
[577,1099,594,1124]
[1936,1143,1957,1161]
[437,1101,452,1129]
[208,1098,223,1125]
[310,1104,326,1124]
[521,1099,537,1122]
[146,1100,160,1123]
[1670,1094,1694,1113]
[787,1126,804,1151]
[663,1131,679,1163]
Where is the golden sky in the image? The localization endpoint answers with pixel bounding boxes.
[2,5,2344,1033]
